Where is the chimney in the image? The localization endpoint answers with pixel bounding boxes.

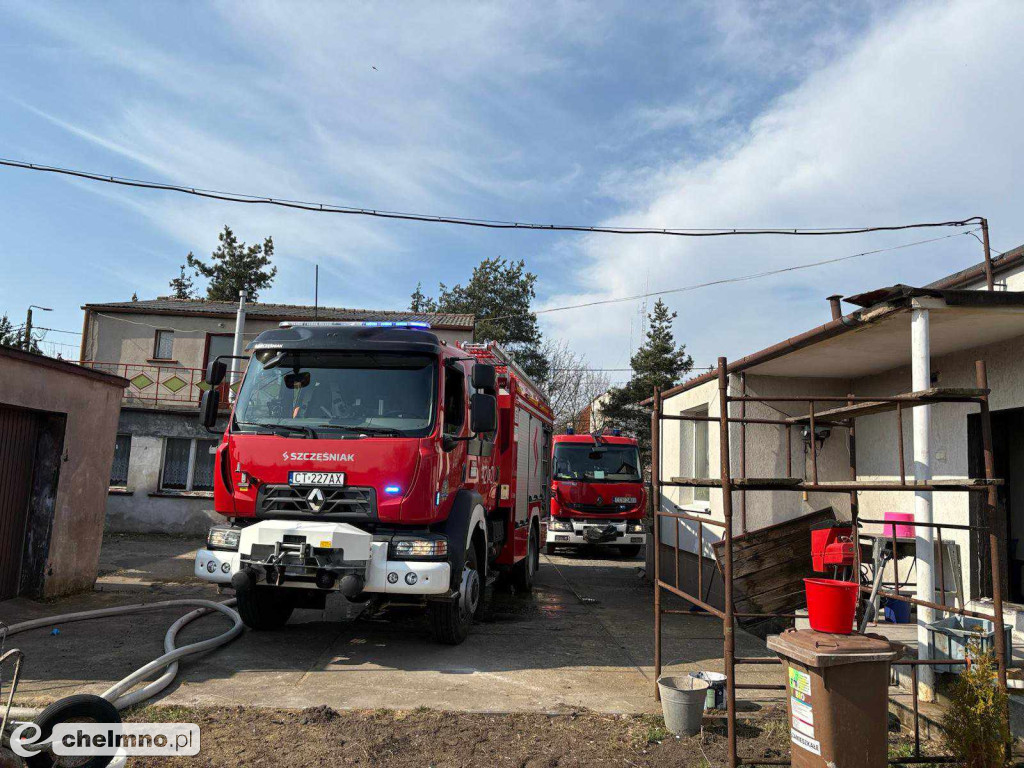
[827,295,843,321]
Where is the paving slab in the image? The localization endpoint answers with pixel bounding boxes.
[1,535,782,714]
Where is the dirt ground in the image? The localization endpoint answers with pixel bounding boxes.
[124,704,931,767]
[127,705,792,768]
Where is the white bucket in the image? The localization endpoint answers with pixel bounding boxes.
[657,675,709,736]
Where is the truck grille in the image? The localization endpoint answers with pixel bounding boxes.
[566,503,633,515]
[257,485,377,520]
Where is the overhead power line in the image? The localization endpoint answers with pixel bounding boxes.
[484,229,977,322]
[0,157,981,238]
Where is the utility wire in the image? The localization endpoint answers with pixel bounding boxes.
[484,229,977,322]
[0,157,981,238]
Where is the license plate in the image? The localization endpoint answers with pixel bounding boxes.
[289,472,346,486]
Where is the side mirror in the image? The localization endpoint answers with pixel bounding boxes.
[470,393,497,434]
[206,359,228,386]
[200,388,221,429]
[472,363,496,393]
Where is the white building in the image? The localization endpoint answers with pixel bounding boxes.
[655,244,1024,635]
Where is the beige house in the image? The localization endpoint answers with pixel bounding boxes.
[77,298,474,534]
[656,244,1024,641]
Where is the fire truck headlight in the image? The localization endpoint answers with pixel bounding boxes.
[207,525,241,551]
[627,522,645,534]
[390,537,448,560]
[548,519,573,532]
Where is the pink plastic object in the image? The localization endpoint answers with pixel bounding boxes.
[882,512,915,539]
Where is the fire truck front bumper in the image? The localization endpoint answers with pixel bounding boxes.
[546,518,646,547]
[195,520,451,596]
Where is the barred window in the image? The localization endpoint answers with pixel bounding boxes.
[110,434,132,487]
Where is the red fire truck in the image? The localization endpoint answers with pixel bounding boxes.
[545,431,647,557]
[192,323,553,644]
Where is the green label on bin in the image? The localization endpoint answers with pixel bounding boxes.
[788,666,811,701]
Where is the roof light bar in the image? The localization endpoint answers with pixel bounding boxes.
[279,320,431,329]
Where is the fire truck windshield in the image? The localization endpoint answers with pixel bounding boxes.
[233,351,437,438]
[552,444,641,482]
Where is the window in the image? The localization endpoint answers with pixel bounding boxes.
[161,438,218,492]
[154,329,174,360]
[692,408,710,503]
[110,434,132,487]
[443,366,466,435]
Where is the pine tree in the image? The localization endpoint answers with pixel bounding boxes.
[601,299,693,464]
[409,282,437,313]
[169,263,198,299]
[187,226,277,301]
[413,257,549,382]
[0,313,42,353]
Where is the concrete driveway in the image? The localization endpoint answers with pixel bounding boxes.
[1,535,779,714]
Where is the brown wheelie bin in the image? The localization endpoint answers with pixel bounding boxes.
[767,629,902,768]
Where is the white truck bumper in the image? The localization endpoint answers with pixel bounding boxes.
[194,520,450,596]
[546,520,646,547]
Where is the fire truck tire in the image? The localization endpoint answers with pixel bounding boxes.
[236,586,295,630]
[618,544,643,558]
[429,543,479,644]
[512,523,539,593]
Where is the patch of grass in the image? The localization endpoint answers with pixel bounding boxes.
[888,740,915,760]
[636,714,671,745]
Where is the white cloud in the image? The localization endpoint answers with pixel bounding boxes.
[543,0,1024,370]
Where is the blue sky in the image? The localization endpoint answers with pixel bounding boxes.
[1,1,1022,378]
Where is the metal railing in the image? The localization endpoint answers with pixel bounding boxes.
[72,361,232,409]
[652,357,1011,767]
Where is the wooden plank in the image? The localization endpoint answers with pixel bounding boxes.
[668,476,803,489]
[786,387,988,424]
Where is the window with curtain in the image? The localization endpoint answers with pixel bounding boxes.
[154,329,174,360]
[110,434,132,486]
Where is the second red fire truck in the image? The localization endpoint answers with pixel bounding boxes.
[192,322,553,644]
[545,430,647,557]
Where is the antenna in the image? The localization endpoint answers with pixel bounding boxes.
[314,264,319,320]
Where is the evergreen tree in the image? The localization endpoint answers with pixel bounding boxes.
[187,226,277,301]
[413,257,549,382]
[601,299,693,464]
[0,313,42,353]
[409,282,437,313]
[169,263,199,299]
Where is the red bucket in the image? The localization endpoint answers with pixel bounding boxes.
[804,578,859,634]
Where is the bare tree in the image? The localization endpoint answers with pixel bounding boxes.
[542,339,611,433]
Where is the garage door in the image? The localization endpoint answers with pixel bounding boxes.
[0,406,42,600]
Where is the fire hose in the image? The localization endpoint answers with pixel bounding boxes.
[2,598,242,762]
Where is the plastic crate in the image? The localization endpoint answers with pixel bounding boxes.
[926,615,1012,673]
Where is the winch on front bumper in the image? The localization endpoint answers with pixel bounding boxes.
[195,520,451,596]
[545,518,646,547]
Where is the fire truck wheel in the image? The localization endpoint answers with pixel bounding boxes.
[429,543,479,644]
[618,544,643,558]
[512,523,539,593]
[236,585,295,630]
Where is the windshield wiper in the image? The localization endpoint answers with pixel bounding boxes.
[315,424,405,437]
[237,421,318,438]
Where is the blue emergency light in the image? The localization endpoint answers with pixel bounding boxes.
[384,485,402,495]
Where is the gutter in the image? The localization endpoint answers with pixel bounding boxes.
[646,303,905,403]
[926,245,1024,290]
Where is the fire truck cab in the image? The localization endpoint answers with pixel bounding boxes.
[192,322,553,644]
[546,431,647,557]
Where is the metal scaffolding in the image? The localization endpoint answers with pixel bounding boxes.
[652,356,1010,767]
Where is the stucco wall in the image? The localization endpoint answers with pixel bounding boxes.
[658,374,851,556]
[0,353,124,597]
[105,409,228,535]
